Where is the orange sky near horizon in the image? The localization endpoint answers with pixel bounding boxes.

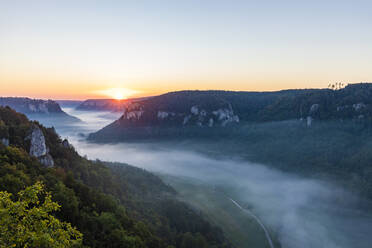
[0,77,328,100]
[0,75,366,100]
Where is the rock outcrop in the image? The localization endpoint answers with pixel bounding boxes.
[115,101,240,128]
[305,103,320,127]
[309,104,320,114]
[0,138,9,146]
[27,126,47,157]
[39,154,54,167]
[0,97,80,125]
[353,103,366,112]
[157,111,169,119]
[212,106,239,127]
[307,116,312,127]
[62,139,72,149]
[26,125,54,167]
[0,97,64,115]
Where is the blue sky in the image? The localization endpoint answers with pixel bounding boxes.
[1,0,371,99]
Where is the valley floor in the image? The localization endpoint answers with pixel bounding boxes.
[161,175,281,248]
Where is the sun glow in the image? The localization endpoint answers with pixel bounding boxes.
[97,88,139,100]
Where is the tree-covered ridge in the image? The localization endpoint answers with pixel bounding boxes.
[0,106,231,248]
[259,83,372,121]
[151,83,372,122]
[89,83,372,142]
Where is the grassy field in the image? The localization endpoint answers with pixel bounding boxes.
[160,175,281,248]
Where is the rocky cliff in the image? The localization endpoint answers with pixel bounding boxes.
[117,101,240,128]
[0,97,64,114]
[25,125,54,167]
[0,97,80,124]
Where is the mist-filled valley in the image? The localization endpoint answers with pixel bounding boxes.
[3,1,372,247]
[36,106,372,248]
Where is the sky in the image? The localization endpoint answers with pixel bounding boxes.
[1,0,371,100]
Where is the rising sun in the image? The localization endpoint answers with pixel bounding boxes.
[113,92,125,100]
[98,88,139,100]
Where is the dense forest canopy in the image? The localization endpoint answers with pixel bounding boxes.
[0,106,231,248]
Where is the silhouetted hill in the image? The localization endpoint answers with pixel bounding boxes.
[76,97,152,112]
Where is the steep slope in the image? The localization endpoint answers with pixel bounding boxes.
[260,83,372,122]
[86,84,372,202]
[89,84,372,142]
[0,106,231,248]
[87,90,291,141]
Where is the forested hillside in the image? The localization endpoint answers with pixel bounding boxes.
[260,83,372,121]
[0,106,231,248]
[87,83,372,203]
[89,83,372,142]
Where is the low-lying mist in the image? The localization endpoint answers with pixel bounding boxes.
[51,109,372,248]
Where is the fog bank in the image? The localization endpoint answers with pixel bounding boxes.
[49,109,372,248]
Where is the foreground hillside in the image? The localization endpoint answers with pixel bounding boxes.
[0,106,231,248]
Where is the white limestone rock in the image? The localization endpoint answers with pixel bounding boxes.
[1,138,9,146]
[212,108,239,126]
[27,126,47,157]
[307,116,312,127]
[191,106,199,115]
[39,103,48,113]
[28,104,37,112]
[25,125,54,167]
[208,118,214,127]
[309,104,319,114]
[126,110,144,120]
[157,111,169,119]
[39,154,54,167]
[183,115,191,125]
[353,103,366,111]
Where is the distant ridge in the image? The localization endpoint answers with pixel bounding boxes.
[0,97,80,123]
[76,96,152,112]
[56,100,83,108]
